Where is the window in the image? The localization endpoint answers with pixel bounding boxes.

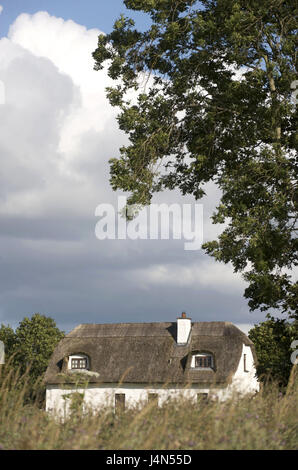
[68,354,89,370]
[195,355,212,368]
[115,393,125,414]
[244,354,249,372]
[191,353,214,369]
[197,393,208,403]
[148,393,158,406]
[71,358,87,369]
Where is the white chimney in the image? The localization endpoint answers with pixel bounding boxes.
[177,312,192,344]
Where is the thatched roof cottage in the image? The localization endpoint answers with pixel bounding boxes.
[45,313,259,416]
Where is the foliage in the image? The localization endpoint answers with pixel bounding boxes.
[249,315,298,387]
[93,0,298,319]
[62,392,85,416]
[0,314,64,384]
[0,365,297,449]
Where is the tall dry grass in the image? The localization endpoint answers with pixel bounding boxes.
[0,363,297,450]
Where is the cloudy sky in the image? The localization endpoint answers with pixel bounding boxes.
[0,1,268,334]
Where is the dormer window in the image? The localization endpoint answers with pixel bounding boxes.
[71,358,87,369]
[68,354,89,370]
[191,353,214,370]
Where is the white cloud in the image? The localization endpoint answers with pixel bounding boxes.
[0,6,3,15]
[0,11,126,219]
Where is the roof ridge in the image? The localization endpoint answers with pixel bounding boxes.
[73,320,228,326]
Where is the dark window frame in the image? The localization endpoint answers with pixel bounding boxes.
[71,357,88,370]
[197,393,208,403]
[192,353,214,369]
[244,354,249,372]
[148,393,158,405]
[115,393,125,414]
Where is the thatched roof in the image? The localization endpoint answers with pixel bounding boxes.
[44,321,256,386]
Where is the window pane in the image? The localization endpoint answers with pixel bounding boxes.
[244,354,248,372]
[194,354,213,368]
[197,393,208,403]
[79,359,87,369]
[148,393,158,406]
[195,356,201,367]
[115,393,125,414]
[71,357,87,369]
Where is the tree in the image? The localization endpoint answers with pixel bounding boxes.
[249,316,298,387]
[0,314,64,383]
[93,0,297,319]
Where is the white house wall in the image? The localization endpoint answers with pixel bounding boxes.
[233,344,259,393]
[46,383,213,418]
[216,344,259,401]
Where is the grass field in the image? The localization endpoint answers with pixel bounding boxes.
[0,365,297,450]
